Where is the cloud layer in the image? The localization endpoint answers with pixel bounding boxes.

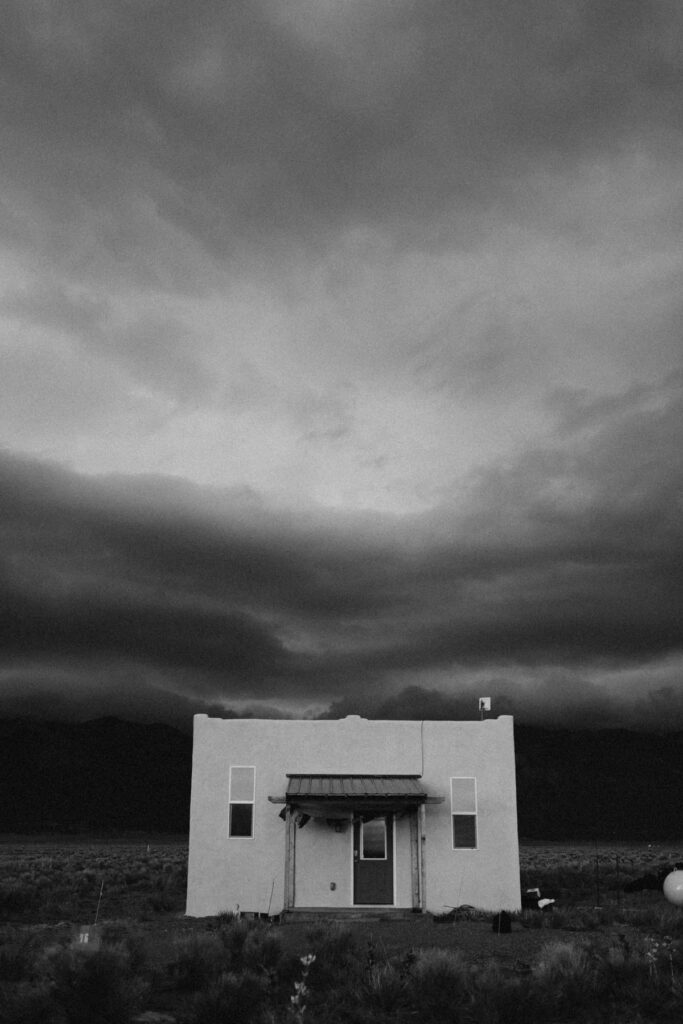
[1,371,680,727]
[1,2,682,726]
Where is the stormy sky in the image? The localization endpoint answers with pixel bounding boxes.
[1,0,682,730]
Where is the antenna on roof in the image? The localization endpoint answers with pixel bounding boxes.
[478,697,491,720]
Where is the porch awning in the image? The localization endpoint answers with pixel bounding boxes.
[268,774,442,816]
[287,775,427,800]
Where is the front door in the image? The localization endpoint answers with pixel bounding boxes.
[353,815,393,905]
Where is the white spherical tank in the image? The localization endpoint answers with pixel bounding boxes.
[663,870,683,906]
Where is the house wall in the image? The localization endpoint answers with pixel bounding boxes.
[420,720,520,914]
[186,715,520,916]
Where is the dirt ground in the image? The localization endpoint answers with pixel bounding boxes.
[277,914,577,968]
[135,910,586,976]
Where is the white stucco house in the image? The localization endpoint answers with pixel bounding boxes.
[186,714,521,917]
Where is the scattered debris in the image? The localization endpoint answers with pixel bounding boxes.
[521,887,556,911]
[433,905,478,923]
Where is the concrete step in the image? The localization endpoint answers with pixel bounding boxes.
[282,907,421,923]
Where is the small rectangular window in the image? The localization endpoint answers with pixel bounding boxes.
[451,777,477,849]
[361,817,387,859]
[229,766,255,838]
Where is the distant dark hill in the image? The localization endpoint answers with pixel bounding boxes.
[1,718,681,839]
[0,717,191,834]
[514,725,683,841]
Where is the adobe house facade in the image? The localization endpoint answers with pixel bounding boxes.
[186,714,521,917]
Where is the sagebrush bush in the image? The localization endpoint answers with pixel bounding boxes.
[214,910,239,926]
[520,906,573,930]
[100,923,148,973]
[468,962,539,1024]
[50,948,149,1024]
[656,907,683,938]
[0,886,38,918]
[299,926,368,1021]
[362,962,407,1015]
[145,891,177,914]
[406,948,471,1022]
[0,930,35,983]
[217,918,252,967]
[307,923,361,968]
[596,935,651,1001]
[189,969,269,1024]
[531,940,597,1019]
[0,979,59,1024]
[243,926,283,975]
[533,940,591,983]
[305,924,364,993]
[169,932,227,991]
[212,920,292,1000]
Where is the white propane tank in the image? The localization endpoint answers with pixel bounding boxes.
[662,870,683,906]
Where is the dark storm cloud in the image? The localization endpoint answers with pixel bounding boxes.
[322,679,619,730]
[0,665,229,733]
[0,578,288,675]
[1,0,681,733]
[0,375,681,724]
[2,0,682,267]
[322,680,683,732]
[0,456,293,680]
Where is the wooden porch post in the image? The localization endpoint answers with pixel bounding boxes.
[284,805,296,910]
[409,807,421,910]
[419,802,427,912]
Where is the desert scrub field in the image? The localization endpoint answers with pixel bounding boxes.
[1,911,683,1022]
[1,838,683,1022]
[3,836,679,924]
[520,840,683,908]
[0,837,188,924]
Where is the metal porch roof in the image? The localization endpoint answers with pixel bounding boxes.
[285,775,427,801]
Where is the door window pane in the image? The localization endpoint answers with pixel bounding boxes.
[362,818,387,859]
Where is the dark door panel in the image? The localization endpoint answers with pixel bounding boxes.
[353,815,393,904]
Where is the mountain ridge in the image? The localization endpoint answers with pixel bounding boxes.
[1,717,681,840]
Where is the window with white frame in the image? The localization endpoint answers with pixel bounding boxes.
[229,766,255,837]
[450,777,477,849]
